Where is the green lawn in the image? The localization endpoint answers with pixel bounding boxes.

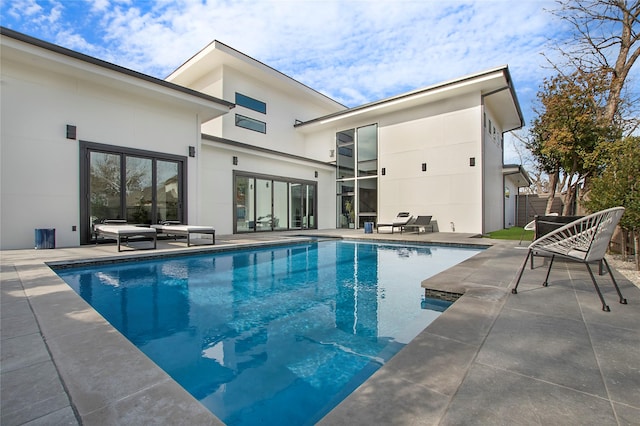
[486,227,533,241]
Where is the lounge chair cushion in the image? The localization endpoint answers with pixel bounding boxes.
[151,223,215,246]
[94,224,157,252]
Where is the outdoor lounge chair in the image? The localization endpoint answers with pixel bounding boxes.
[376,212,413,233]
[94,221,157,252]
[511,207,627,312]
[401,215,433,234]
[151,221,215,246]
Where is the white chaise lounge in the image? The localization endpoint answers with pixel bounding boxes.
[151,222,216,246]
[94,221,157,252]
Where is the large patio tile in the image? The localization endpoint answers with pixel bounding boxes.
[0,332,50,373]
[587,322,640,408]
[0,307,40,340]
[23,407,78,426]
[80,378,221,425]
[577,281,640,327]
[1,296,31,320]
[27,288,109,339]
[440,363,617,425]
[0,360,71,426]
[475,307,608,397]
[383,331,478,396]
[423,291,504,346]
[44,323,173,416]
[505,282,584,321]
[613,402,640,426]
[319,370,449,425]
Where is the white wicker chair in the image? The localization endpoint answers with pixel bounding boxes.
[511,207,627,311]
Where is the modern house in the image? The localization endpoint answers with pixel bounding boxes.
[0,27,525,250]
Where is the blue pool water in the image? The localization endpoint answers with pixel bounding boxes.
[56,240,482,425]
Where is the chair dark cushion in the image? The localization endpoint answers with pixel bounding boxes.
[534,215,583,239]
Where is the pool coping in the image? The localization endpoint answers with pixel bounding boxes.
[3,230,639,425]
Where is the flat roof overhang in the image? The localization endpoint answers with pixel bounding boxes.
[1,27,234,122]
[294,66,524,133]
[503,164,532,187]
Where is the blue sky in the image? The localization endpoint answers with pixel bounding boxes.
[1,0,572,163]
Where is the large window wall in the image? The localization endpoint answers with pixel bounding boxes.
[336,124,378,228]
[80,142,186,243]
[235,172,316,233]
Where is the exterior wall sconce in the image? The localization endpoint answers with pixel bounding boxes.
[314,171,318,178]
[329,149,335,158]
[66,125,76,140]
[422,163,427,172]
[469,157,476,167]
[188,146,196,157]
[381,167,386,176]
[233,156,238,165]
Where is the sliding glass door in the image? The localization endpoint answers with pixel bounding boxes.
[234,173,316,233]
[80,142,186,243]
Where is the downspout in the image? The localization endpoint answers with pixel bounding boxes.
[480,97,486,235]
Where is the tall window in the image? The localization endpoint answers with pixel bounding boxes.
[336,124,378,228]
[80,142,186,243]
[234,173,316,233]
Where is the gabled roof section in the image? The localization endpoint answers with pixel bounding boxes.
[295,66,524,133]
[0,27,234,121]
[167,40,346,111]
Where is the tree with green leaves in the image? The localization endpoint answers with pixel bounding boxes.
[584,136,640,269]
[528,70,619,215]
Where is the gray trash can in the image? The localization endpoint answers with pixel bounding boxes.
[35,228,55,249]
[364,222,373,234]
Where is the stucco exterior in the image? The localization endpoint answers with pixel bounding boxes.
[0,29,232,249]
[1,27,525,249]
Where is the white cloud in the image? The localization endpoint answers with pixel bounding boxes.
[2,0,570,127]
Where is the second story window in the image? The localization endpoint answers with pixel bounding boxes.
[236,93,266,114]
[236,114,266,133]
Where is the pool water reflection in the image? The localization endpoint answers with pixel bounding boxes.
[56,240,482,425]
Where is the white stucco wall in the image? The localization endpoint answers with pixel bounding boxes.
[199,65,343,153]
[378,102,483,233]
[0,54,204,249]
[297,93,490,234]
[503,178,519,228]
[199,142,335,234]
[483,106,507,233]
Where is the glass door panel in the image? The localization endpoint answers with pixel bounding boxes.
[306,184,316,229]
[358,178,377,227]
[89,152,122,225]
[290,184,302,229]
[255,178,272,232]
[273,181,288,230]
[337,181,355,228]
[125,156,153,224]
[236,176,253,232]
[156,160,179,223]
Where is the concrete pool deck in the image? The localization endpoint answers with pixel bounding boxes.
[1,230,639,425]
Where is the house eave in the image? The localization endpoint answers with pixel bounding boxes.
[295,66,524,133]
[0,27,235,121]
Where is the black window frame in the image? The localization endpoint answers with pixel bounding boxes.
[235,114,267,134]
[79,141,188,244]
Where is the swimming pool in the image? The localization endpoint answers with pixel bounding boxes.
[55,240,482,425]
